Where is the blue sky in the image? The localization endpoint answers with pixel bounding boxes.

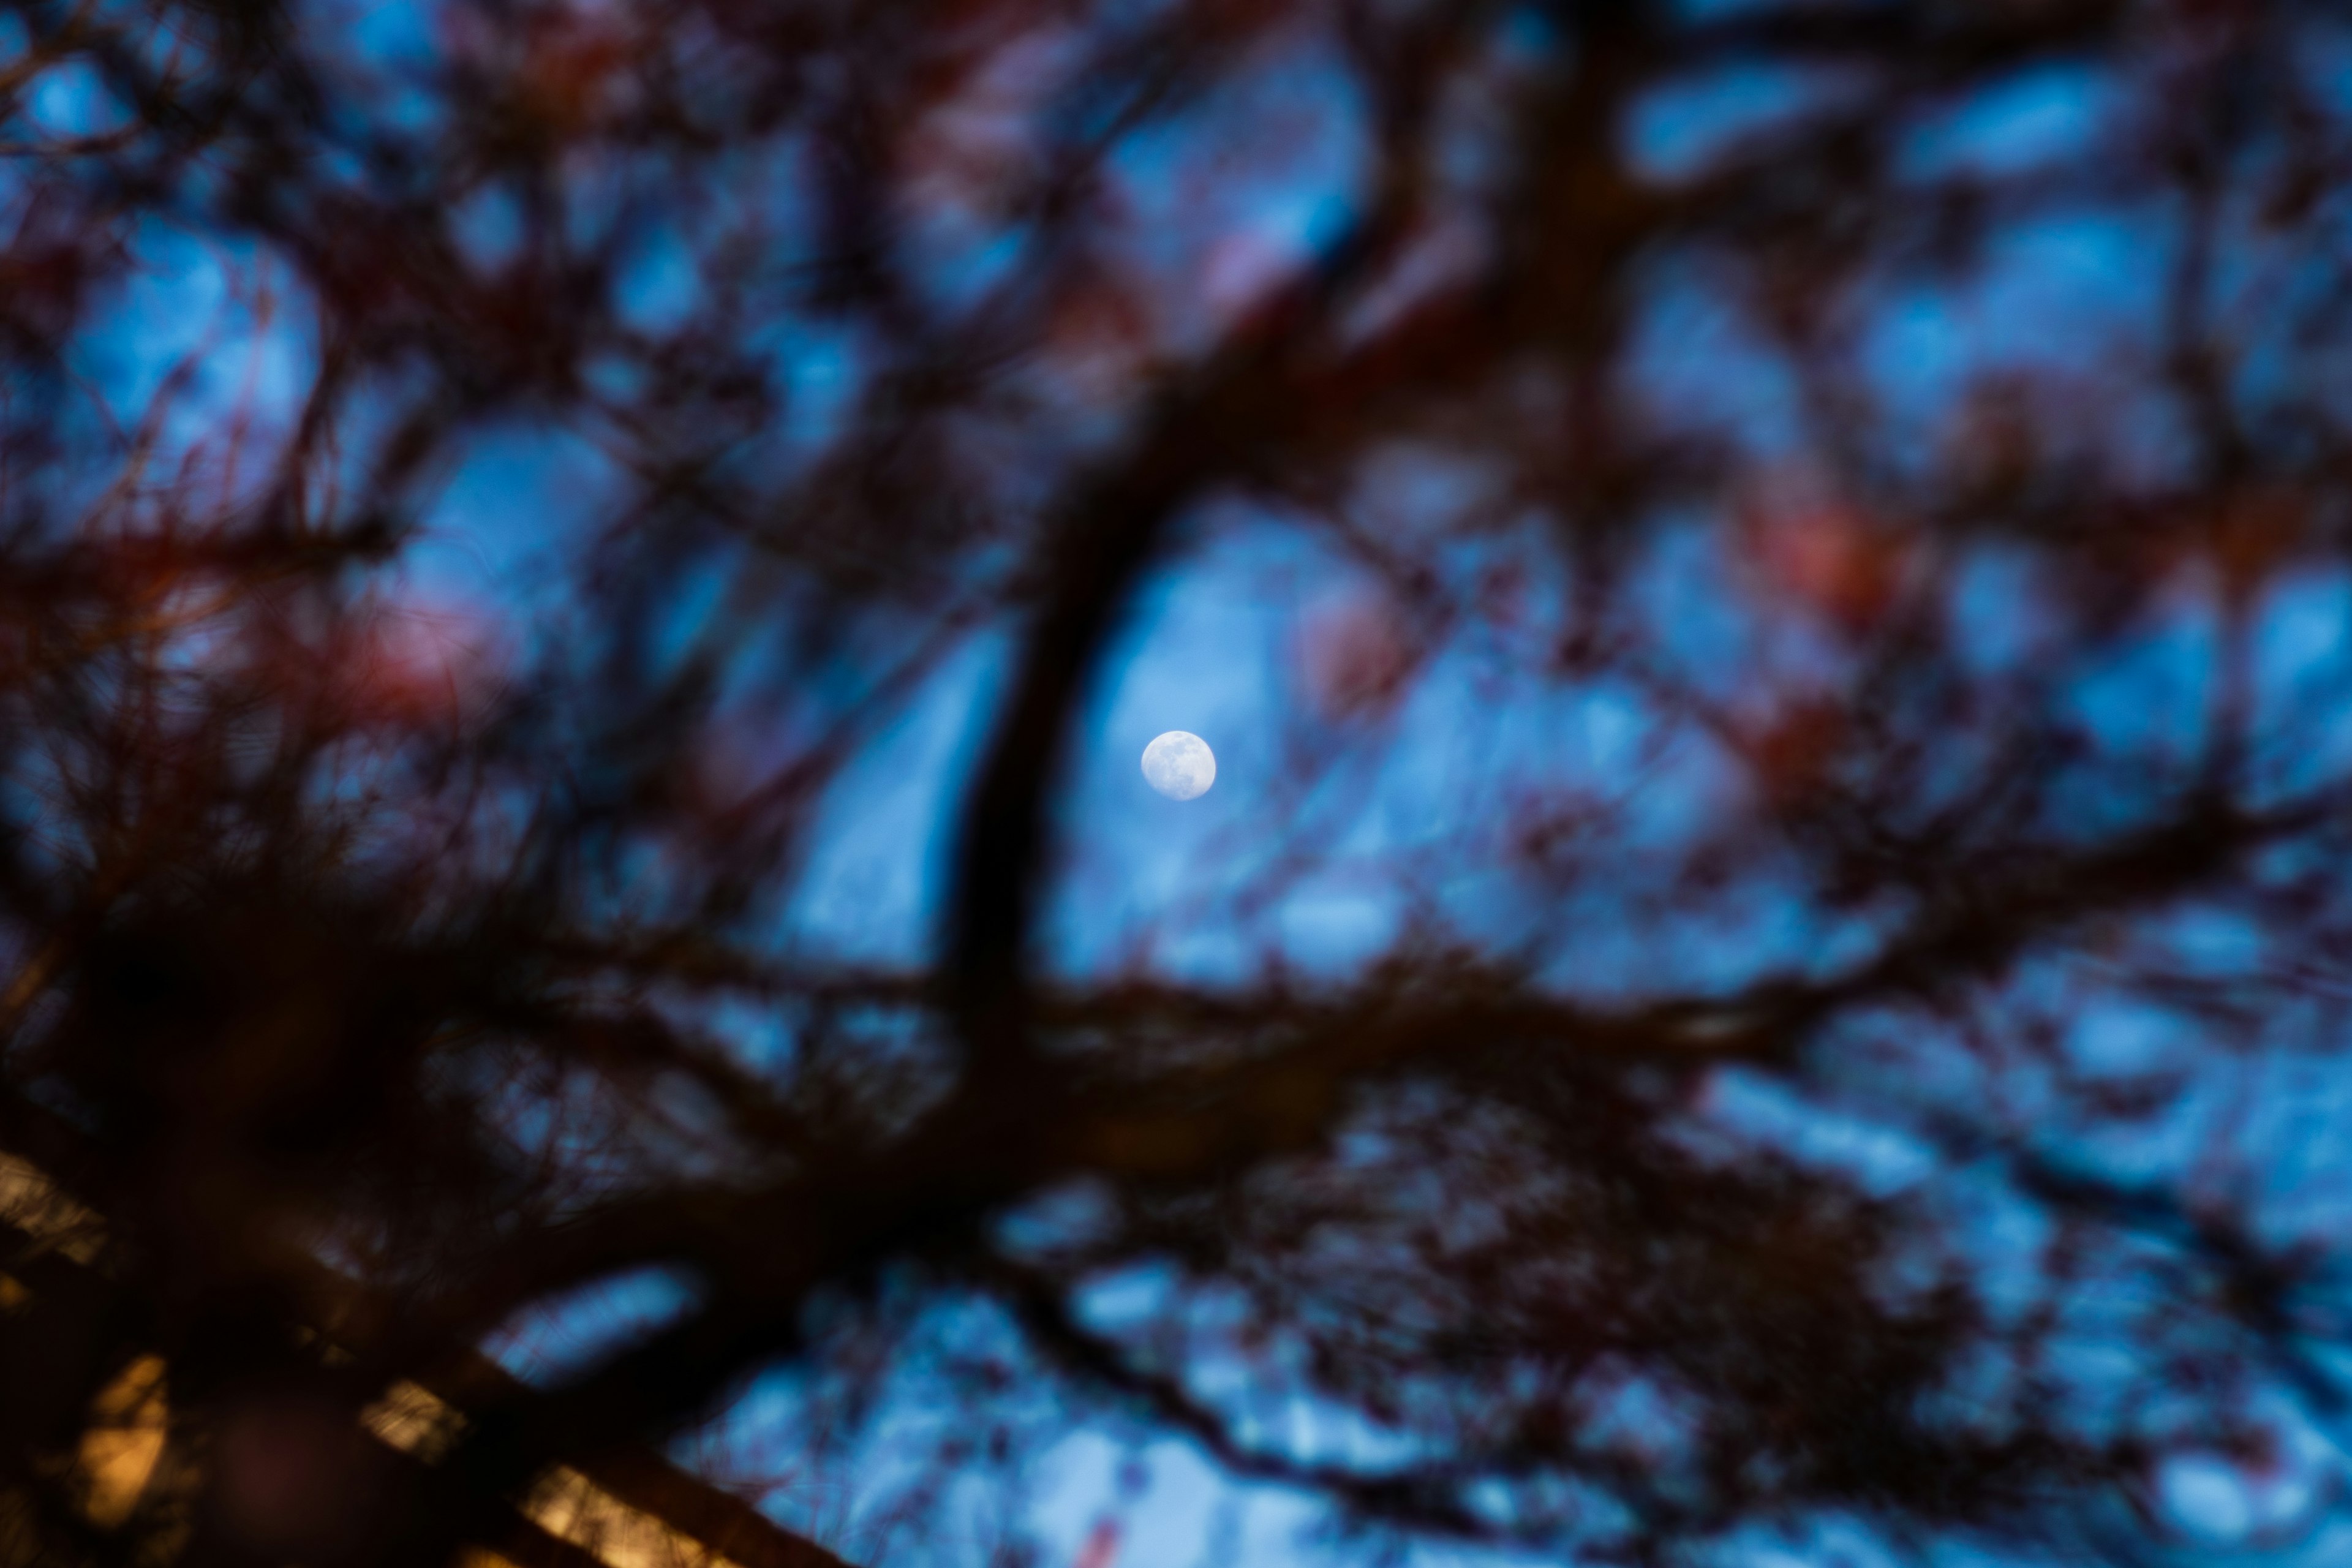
[31,2,2352,1559]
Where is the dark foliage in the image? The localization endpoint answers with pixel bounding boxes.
[3,1,2351,1565]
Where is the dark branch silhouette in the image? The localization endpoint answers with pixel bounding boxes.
[3,1,2352,1566]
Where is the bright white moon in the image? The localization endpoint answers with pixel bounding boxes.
[1141,731,1216,800]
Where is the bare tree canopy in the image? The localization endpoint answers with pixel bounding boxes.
[6,0,2352,1564]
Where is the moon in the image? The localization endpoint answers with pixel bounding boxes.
[1140,731,1216,801]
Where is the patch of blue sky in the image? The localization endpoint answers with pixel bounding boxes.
[1627,513,1762,699]
[1335,653,1495,845]
[331,0,445,77]
[1928,1165,2062,1330]
[1852,208,2175,483]
[580,345,652,409]
[1803,1001,1985,1127]
[21,56,134,139]
[1702,1515,1924,1568]
[2159,1453,2287,1548]
[1041,519,1325,983]
[2033,1252,2176,1395]
[1104,31,1365,208]
[1101,34,1368,350]
[446,181,529,277]
[2043,594,2220,831]
[2249,987,2352,1102]
[2133,902,2268,981]
[67,220,322,517]
[1049,1310,1427,1479]
[1039,499,1774,989]
[484,1265,703,1388]
[673,1379,855,1556]
[1572,1361,1708,1474]
[2160,1388,2346,1553]
[2227,1052,2352,1251]
[400,417,626,629]
[649,986,802,1079]
[1249,178,1360,290]
[680,1293,1068,1564]
[1624,261,1809,458]
[728,592,949,767]
[1570,679,1653,779]
[1619,61,1874,187]
[557,150,641,258]
[612,212,706,337]
[2046,1104,2230,1205]
[1501,674,1691,812]
[1848,287,1972,476]
[2105,380,2206,497]
[1516,887,1706,1003]
[891,23,1071,319]
[2070,995,2196,1077]
[312,0,454,145]
[1896,62,2113,184]
[2247,569,2352,803]
[672,1421,862,1559]
[1654,864,1882,997]
[74,220,231,423]
[1070,1257,1178,1336]
[2046,1342,2168,1460]
[1945,543,2064,676]
[470,1057,612,1188]
[992,1180,1119,1269]
[636,546,740,687]
[1270,878,1406,978]
[2291,17,2352,129]
[1956,209,2169,366]
[1505,839,1812,1000]
[786,628,1010,968]
[2218,213,2352,451]
[2067,1237,2206,1358]
[1493,3,1567,72]
[907,219,1038,324]
[761,322,867,465]
[1022,1429,1354,1568]
[1346,441,1510,544]
[1599,731,1744,867]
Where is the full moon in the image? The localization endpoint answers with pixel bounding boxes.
[1140,731,1216,800]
